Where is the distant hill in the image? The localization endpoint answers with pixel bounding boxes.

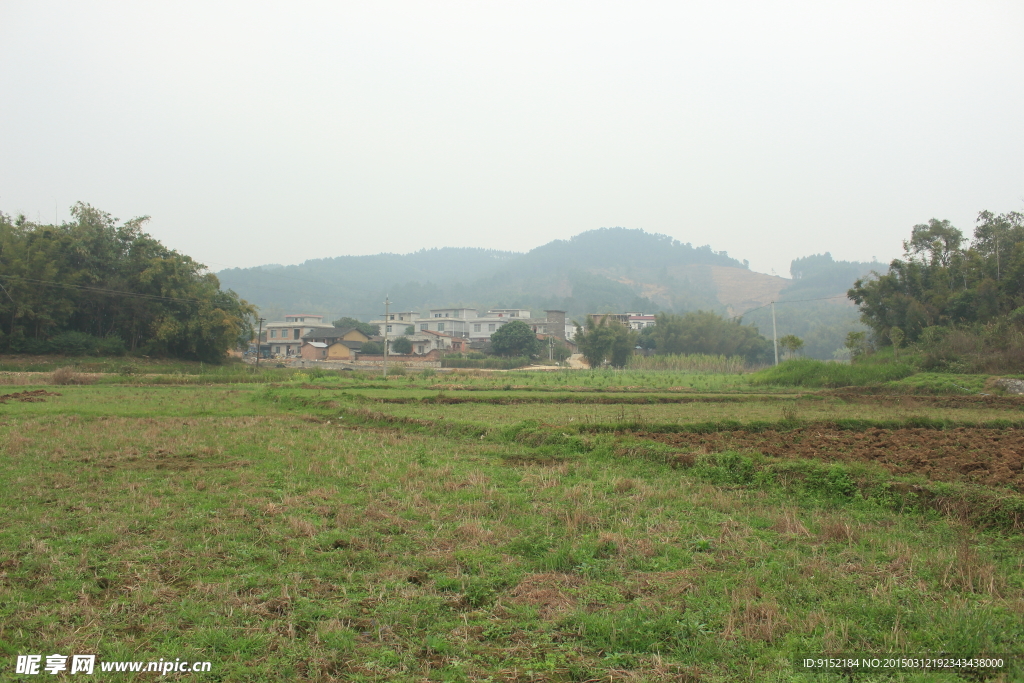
[215,230,884,358]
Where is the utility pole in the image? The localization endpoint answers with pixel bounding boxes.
[255,317,266,370]
[383,296,390,379]
[771,301,779,366]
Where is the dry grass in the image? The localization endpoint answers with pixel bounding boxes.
[50,366,93,385]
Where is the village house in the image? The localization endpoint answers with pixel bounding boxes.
[263,314,335,357]
[629,314,656,330]
[300,327,370,361]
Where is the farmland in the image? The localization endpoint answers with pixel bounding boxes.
[2,365,1023,681]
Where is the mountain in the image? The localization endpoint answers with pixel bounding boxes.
[215,229,883,358]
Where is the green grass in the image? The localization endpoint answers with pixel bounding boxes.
[2,381,1023,681]
[751,358,919,388]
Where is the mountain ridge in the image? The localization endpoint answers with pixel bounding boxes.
[216,228,882,358]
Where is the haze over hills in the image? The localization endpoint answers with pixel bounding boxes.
[216,228,884,359]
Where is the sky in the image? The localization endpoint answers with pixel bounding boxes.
[2,1,1023,279]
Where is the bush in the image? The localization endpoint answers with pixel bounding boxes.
[360,341,383,355]
[51,366,92,385]
[49,331,99,356]
[391,336,412,354]
[95,335,127,356]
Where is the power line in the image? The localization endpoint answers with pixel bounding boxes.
[0,274,212,305]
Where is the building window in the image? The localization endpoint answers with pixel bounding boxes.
[473,323,481,332]
[386,325,392,333]
[420,323,428,331]
[437,323,444,332]
[270,329,277,338]
[275,346,280,353]
[294,329,300,339]
[488,323,495,332]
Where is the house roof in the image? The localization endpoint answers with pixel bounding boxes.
[307,342,328,348]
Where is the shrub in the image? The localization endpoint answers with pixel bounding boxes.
[95,335,127,356]
[51,366,92,385]
[49,331,99,356]
[390,337,412,354]
[360,341,383,355]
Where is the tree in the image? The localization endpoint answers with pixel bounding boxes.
[637,325,657,350]
[490,320,541,357]
[360,341,383,355]
[333,316,379,337]
[778,335,804,359]
[574,316,637,368]
[391,336,412,354]
[405,325,415,335]
[848,212,1024,344]
[651,311,770,363]
[886,326,904,359]
[0,203,254,362]
[844,331,868,358]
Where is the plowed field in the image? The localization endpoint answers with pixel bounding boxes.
[639,426,1024,491]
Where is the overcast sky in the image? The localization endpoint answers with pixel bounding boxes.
[2,1,1022,278]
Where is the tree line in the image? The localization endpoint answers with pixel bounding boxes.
[0,203,254,362]
[849,211,1024,343]
[575,311,773,368]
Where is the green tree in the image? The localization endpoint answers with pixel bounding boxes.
[574,316,637,368]
[391,336,412,354]
[637,325,657,350]
[360,341,383,355]
[844,331,868,358]
[848,212,1024,344]
[778,334,804,359]
[333,316,379,337]
[490,320,541,357]
[651,311,769,363]
[405,325,415,335]
[0,203,254,362]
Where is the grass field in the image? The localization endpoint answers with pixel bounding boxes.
[2,367,1023,681]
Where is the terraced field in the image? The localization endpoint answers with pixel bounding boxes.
[2,368,1023,681]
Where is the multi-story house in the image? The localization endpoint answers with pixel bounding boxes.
[263,314,335,357]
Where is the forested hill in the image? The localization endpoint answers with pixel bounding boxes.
[215,228,746,321]
[216,228,879,358]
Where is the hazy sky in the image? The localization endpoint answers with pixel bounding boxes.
[3,1,1022,278]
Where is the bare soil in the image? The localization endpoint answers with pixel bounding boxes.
[0,389,62,403]
[639,427,1024,491]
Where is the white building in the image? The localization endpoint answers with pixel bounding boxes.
[263,314,335,357]
[628,314,657,330]
[369,308,570,343]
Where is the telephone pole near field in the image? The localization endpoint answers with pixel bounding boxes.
[255,317,266,369]
[771,302,779,366]
[382,296,390,379]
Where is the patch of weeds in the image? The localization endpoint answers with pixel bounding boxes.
[565,607,710,654]
[691,451,758,485]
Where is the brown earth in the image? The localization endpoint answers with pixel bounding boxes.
[0,389,61,403]
[638,427,1024,491]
